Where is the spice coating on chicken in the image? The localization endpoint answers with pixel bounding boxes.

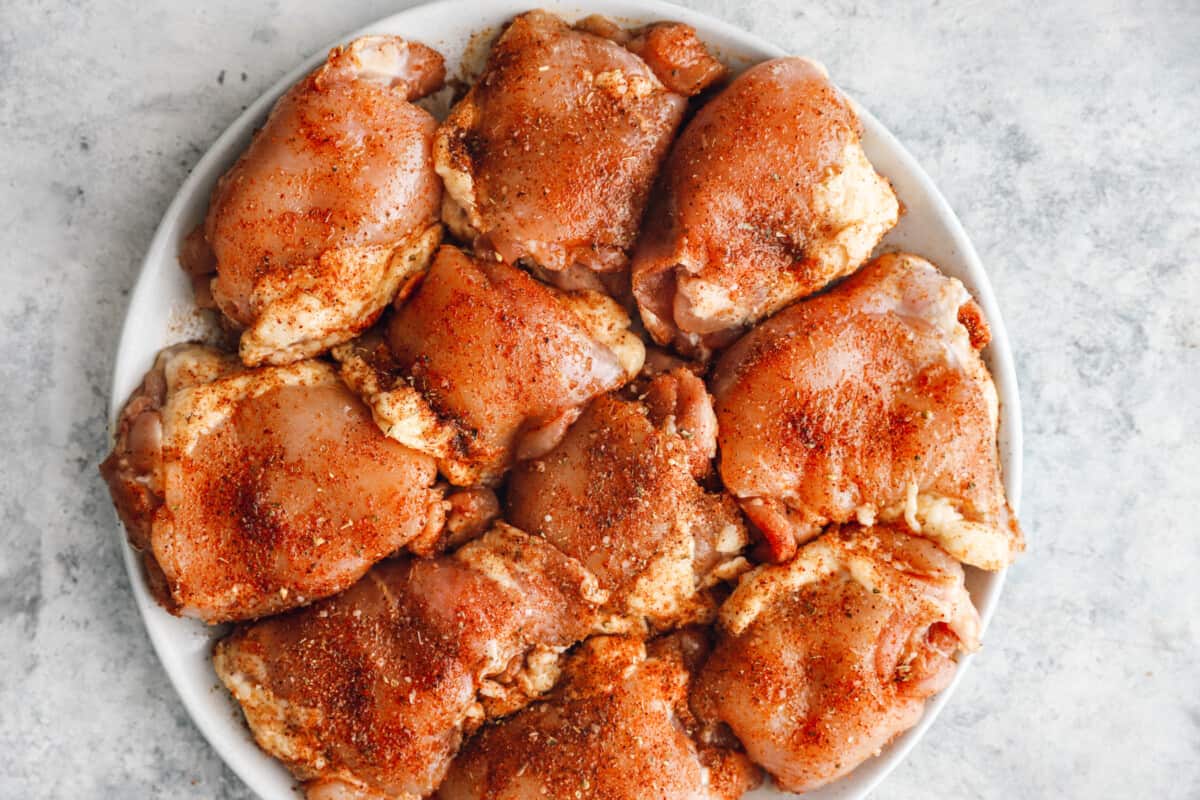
[100,344,444,622]
[435,11,725,279]
[693,526,980,793]
[108,16,1030,797]
[632,57,899,357]
[213,524,607,800]
[334,245,644,486]
[711,253,1021,566]
[438,633,761,800]
[199,35,446,366]
[507,369,749,631]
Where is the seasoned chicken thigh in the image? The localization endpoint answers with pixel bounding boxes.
[507,369,749,631]
[193,36,446,366]
[335,245,644,485]
[435,10,724,285]
[439,633,761,800]
[632,57,899,356]
[214,524,606,800]
[100,344,447,622]
[693,526,980,793]
[711,253,1021,566]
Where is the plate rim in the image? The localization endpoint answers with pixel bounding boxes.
[106,1,1023,797]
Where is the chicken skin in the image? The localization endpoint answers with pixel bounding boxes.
[438,633,761,800]
[435,11,725,289]
[334,245,644,486]
[214,523,606,800]
[692,526,980,793]
[191,35,446,366]
[100,344,447,622]
[632,57,899,357]
[711,253,1021,566]
[506,369,749,631]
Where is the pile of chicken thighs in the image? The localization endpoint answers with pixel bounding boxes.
[103,11,1022,799]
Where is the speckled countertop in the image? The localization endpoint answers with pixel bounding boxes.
[2,0,1197,797]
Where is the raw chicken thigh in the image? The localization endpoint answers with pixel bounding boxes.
[711,253,1021,565]
[214,523,606,800]
[334,245,644,486]
[98,12,1027,800]
[100,344,446,622]
[632,57,899,356]
[435,10,724,288]
[438,633,761,800]
[693,525,980,793]
[506,369,749,631]
[192,35,446,366]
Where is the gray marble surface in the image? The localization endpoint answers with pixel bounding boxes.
[2,0,1197,797]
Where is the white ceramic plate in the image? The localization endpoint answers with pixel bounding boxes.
[107,1,1022,797]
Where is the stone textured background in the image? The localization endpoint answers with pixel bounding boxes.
[1,0,1197,797]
